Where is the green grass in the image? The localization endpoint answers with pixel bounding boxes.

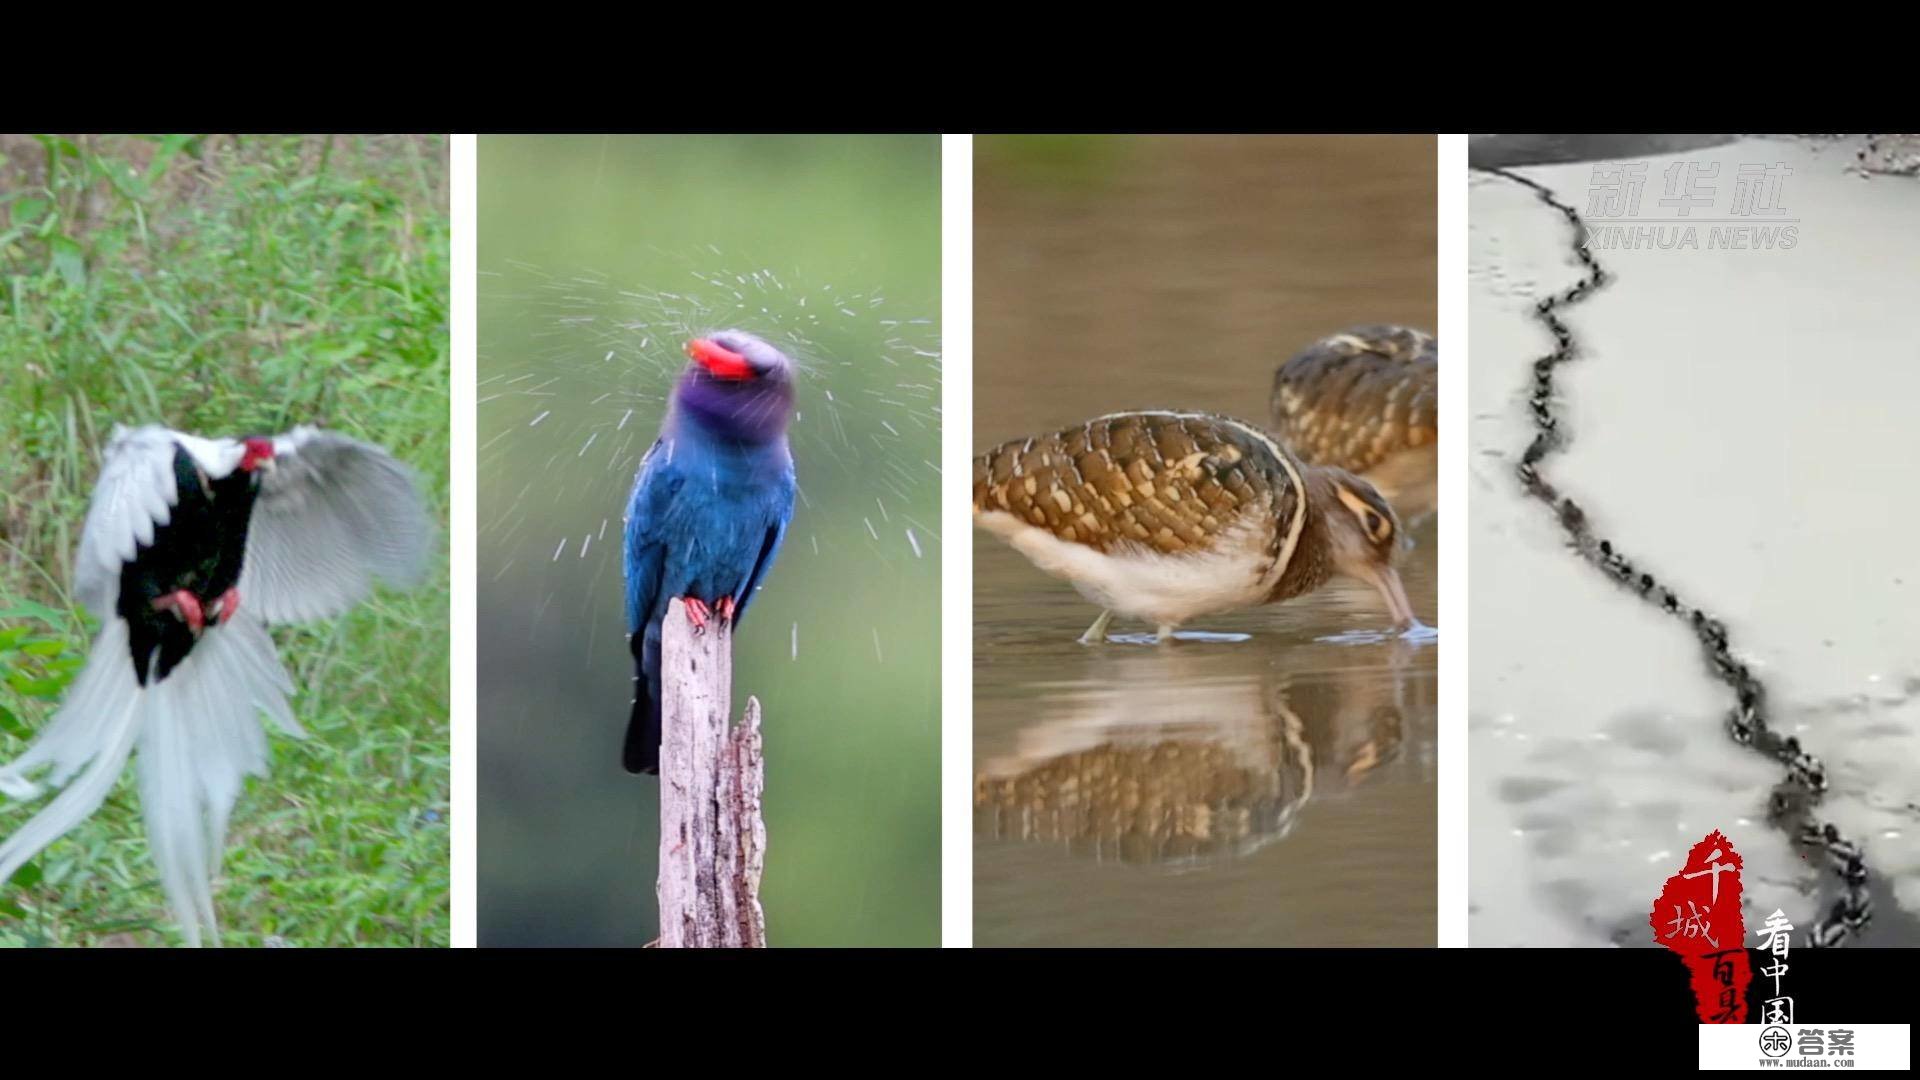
[0,134,448,947]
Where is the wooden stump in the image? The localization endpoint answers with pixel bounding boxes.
[655,599,768,948]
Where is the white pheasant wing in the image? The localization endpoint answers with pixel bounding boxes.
[239,426,432,624]
[72,426,208,615]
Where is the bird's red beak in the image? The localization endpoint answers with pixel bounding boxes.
[687,338,753,381]
[240,437,276,473]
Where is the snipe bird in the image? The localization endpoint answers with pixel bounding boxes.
[1269,325,1437,521]
[973,411,1416,643]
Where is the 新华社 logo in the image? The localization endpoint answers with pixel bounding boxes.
[1583,161,1799,251]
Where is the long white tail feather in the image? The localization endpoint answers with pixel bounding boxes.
[0,621,139,797]
[224,616,303,738]
[0,699,140,893]
[0,614,301,946]
[0,623,144,893]
[140,672,218,946]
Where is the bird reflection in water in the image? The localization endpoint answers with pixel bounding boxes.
[974,646,1423,865]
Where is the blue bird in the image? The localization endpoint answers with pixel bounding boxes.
[623,331,797,774]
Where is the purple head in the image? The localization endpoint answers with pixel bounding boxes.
[671,330,797,444]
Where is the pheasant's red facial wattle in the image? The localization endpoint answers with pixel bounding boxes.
[687,337,754,381]
[239,437,276,473]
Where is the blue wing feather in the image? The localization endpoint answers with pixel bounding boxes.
[623,439,679,633]
[730,461,795,627]
[621,436,793,774]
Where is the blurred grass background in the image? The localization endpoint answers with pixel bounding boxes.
[0,134,449,947]
[478,134,940,947]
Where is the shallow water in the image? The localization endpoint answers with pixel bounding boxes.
[975,527,1437,946]
[973,135,1437,946]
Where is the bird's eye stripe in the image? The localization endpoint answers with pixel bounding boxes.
[1364,509,1391,541]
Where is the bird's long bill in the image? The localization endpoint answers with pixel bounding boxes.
[1358,563,1419,629]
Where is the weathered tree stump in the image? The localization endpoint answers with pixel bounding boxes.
[655,598,767,948]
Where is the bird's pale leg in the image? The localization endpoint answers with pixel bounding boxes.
[1155,623,1176,645]
[716,595,737,624]
[1077,609,1113,645]
[152,590,205,634]
[682,597,712,633]
[209,586,241,625]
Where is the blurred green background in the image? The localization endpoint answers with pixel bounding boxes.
[0,134,449,946]
[477,135,940,946]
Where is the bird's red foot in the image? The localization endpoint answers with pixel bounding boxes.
[682,597,712,633]
[716,595,736,623]
[152,589,205,634]
[208,586,241,626]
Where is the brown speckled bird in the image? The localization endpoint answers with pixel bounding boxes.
[1270,325,1437,521]
[973,411,1416,643]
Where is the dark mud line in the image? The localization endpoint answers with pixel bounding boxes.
[1480,164,1877,948]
